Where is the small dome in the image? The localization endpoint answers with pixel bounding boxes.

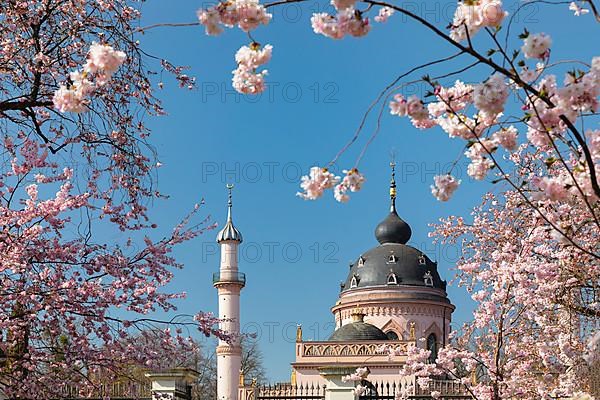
[216,220,243,243]
[374,210,412,244]
[328,312,389,342]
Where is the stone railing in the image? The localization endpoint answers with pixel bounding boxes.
[296,340,412,359]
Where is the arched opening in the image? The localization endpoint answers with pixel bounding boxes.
[387,272,398,285]
[423,271,433,287]
[386,331,399,340]
[427,333,438,363]
[350,275,359,288]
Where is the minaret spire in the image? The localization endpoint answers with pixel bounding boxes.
[217,183,243,243]
[389,161,397,213]
[227,183,234,222]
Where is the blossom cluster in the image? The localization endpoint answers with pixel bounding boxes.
[232,43,273,94]
[311,9,370,39]
[431,174,461,202]
[449,0,507,42]
[53,42,125,113]
[197,0,272,35]
[521,32,552,59]
[297,167,365,202]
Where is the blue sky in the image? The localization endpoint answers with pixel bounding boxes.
[133,0,599,382]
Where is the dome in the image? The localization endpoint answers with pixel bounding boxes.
[328,312,389,342]
[343,242,447,292]
[374,210,411,244]
[216,219,243,243]
[340,164,448,295]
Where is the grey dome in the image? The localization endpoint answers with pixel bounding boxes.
[343,242,447,292]
[329,316,389,342]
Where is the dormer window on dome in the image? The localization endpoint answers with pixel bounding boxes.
[350,274,360,288]
[387,272,398,285]
[424,271,433,287]
[387,254,397,264]
[418,254,426,266]
[357,256,365,267]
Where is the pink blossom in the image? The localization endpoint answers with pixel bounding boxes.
[450,0,507,41]
[197,0,272,34]
[232,43,272,94]
[473,73,509,118]
[431,174,461,201]
[374,7,394,22]
[467,157,494,180]
[569,1,590,16]
[197,8,223,35]
[311,9,370,39]
[522,33,552,59]
[84,42,126,81]
[297,166,340,200]
[492,126,518,151]
[331,0,357,11]
[333,168,366,202]
[235,44,272,69]
[534,176,570,202]
[52,85,88,113]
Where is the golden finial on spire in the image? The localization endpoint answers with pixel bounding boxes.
[389,153,397,212]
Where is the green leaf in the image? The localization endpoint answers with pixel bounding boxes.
[518,28,530,39]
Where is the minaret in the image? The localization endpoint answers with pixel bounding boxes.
[215,184,245,400]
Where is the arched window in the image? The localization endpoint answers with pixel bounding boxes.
[350,275,359,288]
[386,331,399,340]
[423,271,433,287]
[387,254,397,263]
[427,333,438,363]
[357,256,365,267]
[418,254,426,265]
[387,272,398,285]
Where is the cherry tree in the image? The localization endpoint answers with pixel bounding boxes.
[0,1,225,398]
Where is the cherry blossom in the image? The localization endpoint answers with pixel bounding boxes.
[84,42,126,83]
[334,168,366,202]
[341,366,370,382]
[297,166,340,200]
[522,32,552,59]
[311,9,371,39]
[473,73,509,119]
[569,1,590,16]
[232,43,273,94]
[449,0,507,42]
[52,43,125,113]
[197,0,272,34]
[331,0,357,11]
[492,126,518,151]
[430,174,461,201]
[374,7,394,23]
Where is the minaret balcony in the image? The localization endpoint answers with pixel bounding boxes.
[213,271,246,287]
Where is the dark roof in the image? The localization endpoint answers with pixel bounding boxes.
[328,321,389,342]
[341,204,448,294]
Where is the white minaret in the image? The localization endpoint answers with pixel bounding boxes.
[215,184,245,400]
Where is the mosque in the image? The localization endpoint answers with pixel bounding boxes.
[212,166,465,400]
